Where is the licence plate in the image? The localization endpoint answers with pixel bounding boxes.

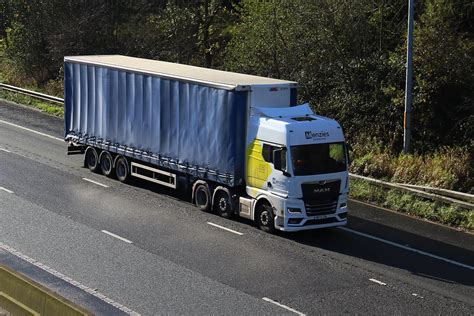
[313,214,333,220]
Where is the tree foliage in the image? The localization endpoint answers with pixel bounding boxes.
[0,0,472,153]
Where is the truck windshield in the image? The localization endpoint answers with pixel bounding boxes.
[290,142,346,176]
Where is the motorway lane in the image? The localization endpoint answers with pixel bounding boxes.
[1,100,474,314]
[0,189,283,315]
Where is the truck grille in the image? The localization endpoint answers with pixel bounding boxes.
[305,200,338,216]
[302,180,340,216]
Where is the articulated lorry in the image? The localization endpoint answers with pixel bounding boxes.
[64,55,349,232]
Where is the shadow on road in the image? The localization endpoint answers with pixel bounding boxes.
[283,215,474,287]
[120,175,474,287]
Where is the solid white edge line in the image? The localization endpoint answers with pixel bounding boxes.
[262,297,305,316]
[0,187,14,194]
[369,278,387,286]
[82,178,110,188]
[206,222,244,236]
[0,119,63,142]
[101,230,133,244]
[0,148,11,153]
[339,227,474,270]
[0,242,140,315]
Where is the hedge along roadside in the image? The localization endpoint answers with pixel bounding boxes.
[0,86,64,117]
[349,177,474,231]
[349,173,474,210]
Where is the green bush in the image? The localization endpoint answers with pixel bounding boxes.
[350,145,473,193]
[350,178,473,231]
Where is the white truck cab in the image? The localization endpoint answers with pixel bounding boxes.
[242,103,349,232]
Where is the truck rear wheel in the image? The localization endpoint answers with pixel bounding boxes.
[85,147,99,172]
[195,184,211,212]
[256,203,275,233]
[115,156,130,182]
[214,190,233,219]
[100,151,114,177]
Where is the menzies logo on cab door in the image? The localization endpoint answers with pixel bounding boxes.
[305,131,330,140]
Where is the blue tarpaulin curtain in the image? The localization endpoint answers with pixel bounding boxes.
[65,62,247,185]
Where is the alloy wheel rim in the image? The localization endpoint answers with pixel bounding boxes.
[260,211,269,226]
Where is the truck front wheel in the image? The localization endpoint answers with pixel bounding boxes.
[115,156,130,182]
[256,203,275,233]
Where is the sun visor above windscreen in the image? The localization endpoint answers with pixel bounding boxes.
[251,103,313,118]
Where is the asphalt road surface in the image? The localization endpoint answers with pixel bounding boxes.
[0,100,473,315]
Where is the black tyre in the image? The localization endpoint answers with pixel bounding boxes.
[115,156,130,183]
[195,184,211,212]
[85,147,99,172]
[214,190,233,219]
[256,203,275,233]
[100,151,114,177]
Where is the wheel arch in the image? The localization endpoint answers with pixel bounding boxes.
[113,154,128,169]
[212,186,233,212]
[253,196,273,221]
[98,150,113,163]
[84,146,98,163]
[192,180,210,204]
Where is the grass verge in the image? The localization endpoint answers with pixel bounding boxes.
[350,178,474,231]
[0,89,64,117]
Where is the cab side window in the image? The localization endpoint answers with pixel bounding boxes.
[262,144,274,163]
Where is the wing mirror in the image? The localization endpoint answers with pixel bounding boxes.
[273,148,290,177]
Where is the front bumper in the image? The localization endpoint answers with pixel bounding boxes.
[274,196,348,232]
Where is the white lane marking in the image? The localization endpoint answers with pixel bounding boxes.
[339,227,474,270]
[101,230,133,244]
[82,178,110,188]
[262,297,305,315]
[369,278,387,286]
[0,186,14,194]
[0,119,63,142]
[412,293,424,299]
[0,148,11,153]
[207,222,244,236]
[0,242,140,315]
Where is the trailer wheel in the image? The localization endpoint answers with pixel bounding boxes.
[85,147,99,172]
[214,190,233,219]
[256,202,275,233]
[195,184,211,212]
[100,151,114,177]
[115,156,130,183]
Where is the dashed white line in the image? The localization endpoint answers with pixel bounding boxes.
[0,119,63,142]
[0,148,11,153]
[339,227,474,270]
[262,297,305,315]
[207,222,244,236]
[101,230,133,244]
[412,293,424,299]
[82,178,110,188]
[0,242,139,315]
[0,186,14,194]
[369,278,387,286]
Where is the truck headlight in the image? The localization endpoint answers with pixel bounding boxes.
[287,207,301,214]
[340,202,347,208]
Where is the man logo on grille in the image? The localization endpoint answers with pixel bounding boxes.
[313,188,330,194]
